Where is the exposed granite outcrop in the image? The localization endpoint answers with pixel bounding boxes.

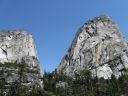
[0,30,43,90]
[57,15,128,79]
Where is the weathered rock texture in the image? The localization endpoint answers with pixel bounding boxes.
[57,15,128,79]
[0,30,43,89]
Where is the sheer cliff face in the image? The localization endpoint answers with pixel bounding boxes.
[57,16,128,79]
[0,30,43,88]
[0,31,37,65]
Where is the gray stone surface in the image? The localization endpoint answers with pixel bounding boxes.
[56,81,68,88]
[0,30,43,89]
[57,15,128,79]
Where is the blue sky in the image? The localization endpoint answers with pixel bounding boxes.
[0,0,128,73]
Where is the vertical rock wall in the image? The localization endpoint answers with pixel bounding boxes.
[57,15,128,79]
[0,30,43,89]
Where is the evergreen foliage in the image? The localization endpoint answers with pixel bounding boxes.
[43,70,128,96]
[0,61,128,96]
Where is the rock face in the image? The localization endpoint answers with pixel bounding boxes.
[0,30,43,89]
[57,15,128,79]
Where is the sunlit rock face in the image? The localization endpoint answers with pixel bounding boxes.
[0,30,37,64]
[0,30,43,89]
[57,15,128,79]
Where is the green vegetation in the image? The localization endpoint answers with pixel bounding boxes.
[0,60,49,96]
[43,70,128,96]
[0,60,128,96]
[26,88,56,96]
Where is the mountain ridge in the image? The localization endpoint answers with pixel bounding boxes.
[57,15,128,79]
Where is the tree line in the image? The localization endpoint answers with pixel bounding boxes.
[1,62,128,96]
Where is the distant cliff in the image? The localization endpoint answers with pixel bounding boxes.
[0,30,43,90]
[57,15,128,79]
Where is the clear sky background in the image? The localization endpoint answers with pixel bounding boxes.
[0,0,128,73]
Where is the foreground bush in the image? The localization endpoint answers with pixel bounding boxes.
[26,88,56,96]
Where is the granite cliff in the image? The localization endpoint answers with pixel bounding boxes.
[57,15,128,79]
[0,30,43,90]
